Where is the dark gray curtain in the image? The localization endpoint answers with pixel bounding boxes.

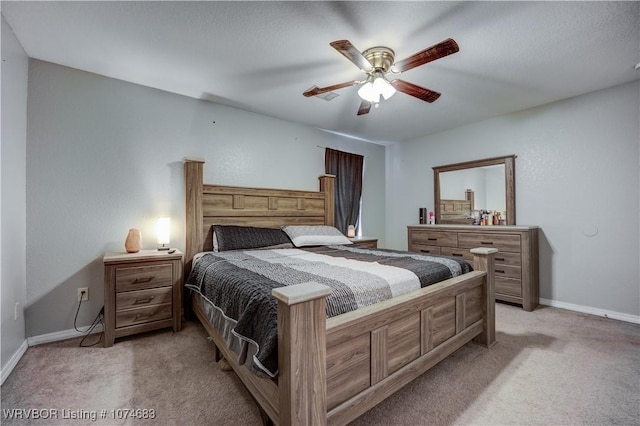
[325,148,364,235]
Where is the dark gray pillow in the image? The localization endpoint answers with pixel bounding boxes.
[213,225,293,252]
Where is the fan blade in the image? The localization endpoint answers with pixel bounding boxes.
[330,40,373,72]
[392,38,459,73]
[391,80,441,103]
[357,100,372,116]
[303,81,358,97]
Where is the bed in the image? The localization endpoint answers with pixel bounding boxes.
[183,159,497,426]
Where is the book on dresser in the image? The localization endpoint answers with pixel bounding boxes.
[407,225,539,311]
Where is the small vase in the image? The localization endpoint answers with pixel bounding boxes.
[125,228,142,253]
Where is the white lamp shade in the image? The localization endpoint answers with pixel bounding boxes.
[375,77,396,100]
[357,81,380,103]
[358,76,395,103]
[156,217,171,245]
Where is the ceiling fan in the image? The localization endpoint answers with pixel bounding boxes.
[303,38,459,115]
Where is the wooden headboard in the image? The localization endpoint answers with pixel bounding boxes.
[440,189,475,224]
[184,159,335,272]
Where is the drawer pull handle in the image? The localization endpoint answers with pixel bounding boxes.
[427,238,437,241]
[420,249,431,253]
[133,296,155,305]
[133,276,155,284]
[451,253,463,257]
[496,269,506,274]
[495,257,505,261]
[134,312,156,320]
[480,241,494,245]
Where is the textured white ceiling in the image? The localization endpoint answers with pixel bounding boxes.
[2,1,639,144]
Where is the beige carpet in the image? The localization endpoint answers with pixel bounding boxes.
[2,303,639,425]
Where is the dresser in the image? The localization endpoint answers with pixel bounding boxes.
[407,225,539,311]
[103,249,183,346]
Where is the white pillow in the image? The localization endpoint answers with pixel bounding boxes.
[281,225,352,247]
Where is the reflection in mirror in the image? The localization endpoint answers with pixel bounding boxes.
[434,155,516,225]
[440,164,506,211]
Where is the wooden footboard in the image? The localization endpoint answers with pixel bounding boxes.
[274,248,496,426]
[192,249,496,426]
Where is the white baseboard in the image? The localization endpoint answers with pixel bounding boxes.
[539,298,640,324]
[27,324,104,346]
[1,325,104,385]
[1,340,28,385]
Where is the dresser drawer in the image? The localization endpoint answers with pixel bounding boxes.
[439,247,473,262]
[115,264,173,292]
[493,251,522,267]
[410,244,441,255]
[410,230,457,247]
[494,264,521,280]
[458,233,521,253]
[116,287,172,311]
[116,303,172,328]
[495,276,522,297]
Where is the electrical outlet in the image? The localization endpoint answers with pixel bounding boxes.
[14,302,19,321]
[77,287,89,302]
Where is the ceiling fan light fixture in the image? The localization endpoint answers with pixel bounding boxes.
[357,79,380,103]
[358,72,395,103]
[374,75,396,100]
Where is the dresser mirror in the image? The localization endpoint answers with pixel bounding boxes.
[433,155,516,225]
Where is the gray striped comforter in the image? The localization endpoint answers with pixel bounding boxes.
[185,245,472,378]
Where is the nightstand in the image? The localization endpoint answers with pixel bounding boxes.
[348,236,378,249]
[103,249,183,347]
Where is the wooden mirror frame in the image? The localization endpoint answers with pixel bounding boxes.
[433,155,516,225]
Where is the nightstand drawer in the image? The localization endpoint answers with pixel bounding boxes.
[354,240,377,249]
[115,264,172,292]
[116,303,172,328]
[116,287,172,311]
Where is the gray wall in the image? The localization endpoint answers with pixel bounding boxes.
[1,16,28,371]
[386,81,640,318]
[25,59,386,337]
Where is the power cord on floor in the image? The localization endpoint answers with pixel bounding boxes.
[73,291,105,347]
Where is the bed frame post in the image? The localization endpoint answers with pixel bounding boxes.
[272,283,333,426]
[319,175,335,227]
[471,247,498,348]
[184,158,204,275]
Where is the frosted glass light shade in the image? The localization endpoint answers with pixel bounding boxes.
[156,217,171,247]
[357,82,380,103]
[374,76,396,100]
[357,75,395,103]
